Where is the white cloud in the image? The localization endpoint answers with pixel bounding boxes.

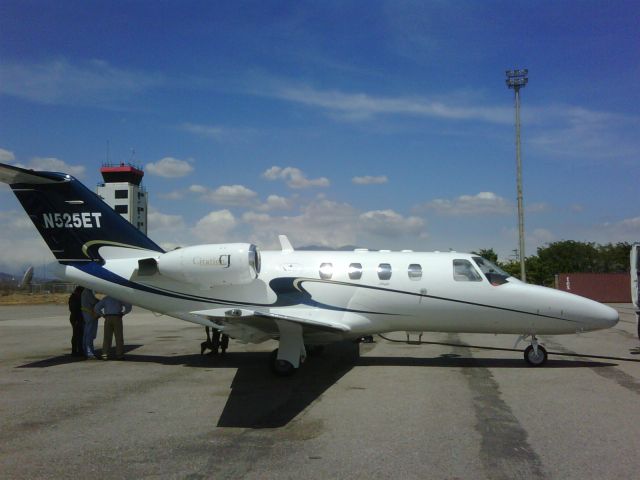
[417,192,512,216]
[146,157,193,178]
[256,194,292,211]
[164,183,258,207]
[188,184,208,194]
[0,210,54,273]
[602,216,640,236]
[158,190,184,200]
[147,209,185,231]
[158,242,183,251]
[180,123,226,140]
[186,184,257,206]
[271,85,512,123]
[352,175,388,185]
[0,59,163,107]
[246,198,358,248]
[204,184,257,206]
[179,122,255,142]
[0,148,15,162]
[262,166,330,189]
[242,211,272,223]
[526,202,550,214]
[529,228,556,245]
[359,209,425,236]
[528,105,640,163]
[192,210,237,242]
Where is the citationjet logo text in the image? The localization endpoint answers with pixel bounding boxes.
[42,213,102,228]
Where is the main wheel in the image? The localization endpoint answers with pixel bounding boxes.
[524,344,548,367]
[269,348,297,377]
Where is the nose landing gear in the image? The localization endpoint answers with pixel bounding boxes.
[523,335,547,366]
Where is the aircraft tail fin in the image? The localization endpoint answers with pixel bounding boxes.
[0,162,164,262]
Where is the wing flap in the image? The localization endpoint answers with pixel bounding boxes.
[190,307,351,333]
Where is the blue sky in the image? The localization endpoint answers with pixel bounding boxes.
[1,1,639,273]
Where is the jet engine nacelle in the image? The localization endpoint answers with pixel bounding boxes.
[155,243,260,288]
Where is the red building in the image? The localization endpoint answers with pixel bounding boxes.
[555,273,631,303]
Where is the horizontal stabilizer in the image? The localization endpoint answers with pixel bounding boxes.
[0,163,68,185]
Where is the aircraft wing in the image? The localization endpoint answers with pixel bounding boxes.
[190,306,352,342]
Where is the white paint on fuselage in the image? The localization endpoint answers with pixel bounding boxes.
[54,249,619,341]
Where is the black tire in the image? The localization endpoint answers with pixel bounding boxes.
[269,348,296,376]
[524,344,547,367]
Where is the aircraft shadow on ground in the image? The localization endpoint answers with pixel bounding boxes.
[16,341,623,429]
[216,342,360,428]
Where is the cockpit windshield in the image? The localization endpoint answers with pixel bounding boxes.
[472,257,511,286]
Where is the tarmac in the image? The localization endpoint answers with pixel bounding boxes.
[1,303,639,479]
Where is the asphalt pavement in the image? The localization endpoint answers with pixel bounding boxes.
[1,303,638,479]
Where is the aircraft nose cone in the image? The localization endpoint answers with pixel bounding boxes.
[597,304,619,329]
[582,301,619,330]
[561,292,619,331]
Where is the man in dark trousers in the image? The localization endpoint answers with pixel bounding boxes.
[94,295,132,360]
[220,333,229,356]
[68,286,84,357]
[200,327,229,355]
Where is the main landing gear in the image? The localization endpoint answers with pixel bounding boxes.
[269,320,307,377]
[270,348,297,376]
[523,334,547,367]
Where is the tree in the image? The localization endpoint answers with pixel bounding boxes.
[596,242,632,272]
[472,248,499,263]
[508,241,633,287]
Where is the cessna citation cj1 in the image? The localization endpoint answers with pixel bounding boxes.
[0,162,619,375]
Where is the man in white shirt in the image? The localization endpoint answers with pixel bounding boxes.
[94,296,132,360]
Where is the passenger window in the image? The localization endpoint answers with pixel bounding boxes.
[348,263,363,280]
[319,263,333,280]
[408,264,422,280]
[377,263,392,280]
[453,260,482,282]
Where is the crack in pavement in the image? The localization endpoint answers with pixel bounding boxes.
[450,334,548,480]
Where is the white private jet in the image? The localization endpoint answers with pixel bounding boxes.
[0,162,619,375]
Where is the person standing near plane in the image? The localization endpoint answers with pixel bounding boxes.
[211,328,221,354]
[94,296,132,360]
[68,286,84,357]
[220,333,229,356]
[81,288,99,359]
[201,326,214,355]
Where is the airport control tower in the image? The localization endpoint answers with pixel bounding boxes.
[96,163,148,234]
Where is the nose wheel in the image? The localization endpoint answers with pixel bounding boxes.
[524,341,547,366]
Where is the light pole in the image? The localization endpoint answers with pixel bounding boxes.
[506,68,528,282]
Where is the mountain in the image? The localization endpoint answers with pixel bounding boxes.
[298,245,363,251]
